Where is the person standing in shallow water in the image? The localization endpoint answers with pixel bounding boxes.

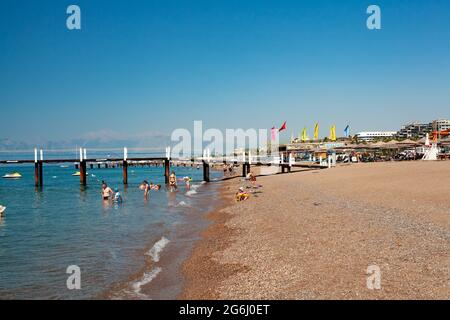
[140,180,150,199]
[101,182,114,201]
[114,188,123,203]
[169,171,177,191]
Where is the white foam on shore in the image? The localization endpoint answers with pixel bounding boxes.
[146,237,170,263]
[186,190,197,196]
[176,201,189,207]
[130,237,170,297]
[186,184,201,196]
[132,267,162,297]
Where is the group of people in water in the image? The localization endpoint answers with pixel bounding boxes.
[100,171,192,203]
[140,180,162,198]
[101,182,123,203]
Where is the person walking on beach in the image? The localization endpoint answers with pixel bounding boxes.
[102,182,114,201]
[169,171,177,191]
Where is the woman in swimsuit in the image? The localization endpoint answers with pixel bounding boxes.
[140,180,150,198]
[169,171,177,191]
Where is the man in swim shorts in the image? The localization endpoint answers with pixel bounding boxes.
[102,182,114,200]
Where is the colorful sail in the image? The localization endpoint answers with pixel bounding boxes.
[314,123,319,140]
[301,127,309,142]
[344,125,350,138]
[271,127,277,142]
[329,125,337,141]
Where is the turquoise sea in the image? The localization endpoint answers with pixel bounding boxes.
[0,150,222,299]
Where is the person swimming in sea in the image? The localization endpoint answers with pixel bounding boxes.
[149,182,162,191]
[101,182,114,201]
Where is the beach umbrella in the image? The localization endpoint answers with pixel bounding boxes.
[425,133,430,146]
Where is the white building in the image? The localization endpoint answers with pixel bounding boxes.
[355,131,397,142]
[432,119,450,132]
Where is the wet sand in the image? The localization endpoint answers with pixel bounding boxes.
[180,161,450,300]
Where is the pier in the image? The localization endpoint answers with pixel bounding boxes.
[0,148,330,188]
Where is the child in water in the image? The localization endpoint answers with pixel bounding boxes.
[182,176,191,190]
[150,183,161,191]
[114,188,123,203]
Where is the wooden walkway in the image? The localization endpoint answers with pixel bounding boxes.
[0,149,330,187]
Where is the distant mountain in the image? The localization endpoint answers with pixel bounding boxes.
[0,138,31,150]
[0,131,172,151]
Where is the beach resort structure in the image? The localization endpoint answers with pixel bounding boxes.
[433,119,450,131]
[395,119,450,139]
[354,131,397,142]
[395,122,432,139]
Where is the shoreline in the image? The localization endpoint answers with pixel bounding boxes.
[178,178,244,299]
[180,161,450,300]
[99,180,223,300]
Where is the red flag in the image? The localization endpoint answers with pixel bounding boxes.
[279,121,287,132]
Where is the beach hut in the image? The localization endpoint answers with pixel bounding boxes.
[369,141,388,149]
[397,139,419,145]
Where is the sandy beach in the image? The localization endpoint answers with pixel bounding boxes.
[180,161,450,300]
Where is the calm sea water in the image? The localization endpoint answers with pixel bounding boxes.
[0,150,221,299]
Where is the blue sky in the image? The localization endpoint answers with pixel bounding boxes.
[1,0,449,143]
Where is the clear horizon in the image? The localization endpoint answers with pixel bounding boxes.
[1,0,449,144]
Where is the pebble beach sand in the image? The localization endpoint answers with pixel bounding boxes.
[180,161,450,300]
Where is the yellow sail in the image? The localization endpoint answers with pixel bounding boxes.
[301,127,309,142]
[329,125,335,141]
[314,123,319,140]
[330,125,337,141]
